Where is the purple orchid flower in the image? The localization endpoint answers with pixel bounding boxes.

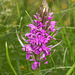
[16,0,62,70]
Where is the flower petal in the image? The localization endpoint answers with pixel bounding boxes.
[32,61,38,70]
[44,61,48,64]
[26,53,31,60]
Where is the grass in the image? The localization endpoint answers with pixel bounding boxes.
[5,42,17,75]
[0,0,75,75]
[66,63,75,75]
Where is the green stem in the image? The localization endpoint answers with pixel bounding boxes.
[34,68,40,75]
[5,42,17,75]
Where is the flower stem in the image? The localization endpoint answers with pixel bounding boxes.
[34,68,40,75]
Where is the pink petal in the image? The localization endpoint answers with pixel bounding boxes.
[22,47,25,51]
[44,61,48,64]
[40,54,45,59]
[29,59,35,61]
[50,12,53,16]
[39,48,42,52]
[47,17,53,20]
[33,15,38,19]
[35,50,40,55]
[26,54,31,60]
[44,58,46,60]
[32,61,38,70]
[45,21,49,24]
[29,24,37,30]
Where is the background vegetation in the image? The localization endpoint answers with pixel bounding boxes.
[0,0,75,75]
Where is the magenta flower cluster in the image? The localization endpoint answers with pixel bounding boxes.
[15,0,62,70]
[22,12,57,70]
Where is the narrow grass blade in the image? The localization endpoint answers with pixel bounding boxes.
[16,28,24,47]
[66,63,75,75]
[63,47,68,64]
[25,10,33,22]
[51,57,58,75]
[66,36,74,62]
[20,31,28,43]
[50,40,62,49]
[5,42,17,75]
[43,66,71,75]
[19,17,23,28]
[16,3,20,18]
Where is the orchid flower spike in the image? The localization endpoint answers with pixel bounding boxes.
[17,0,62,70]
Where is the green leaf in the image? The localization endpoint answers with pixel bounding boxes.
[5,42,17,75]
[66,63,75,75]
[16,3,20,18]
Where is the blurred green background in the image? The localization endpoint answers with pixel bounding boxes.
[0,0,75,75]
